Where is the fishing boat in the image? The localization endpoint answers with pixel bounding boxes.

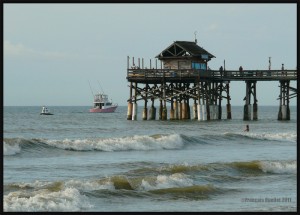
[89,93,118,113]
[40,106,54,115]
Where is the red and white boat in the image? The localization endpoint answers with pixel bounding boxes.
[89,93,118,113]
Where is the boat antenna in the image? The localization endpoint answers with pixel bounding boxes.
[97,80,105,94]
[88,80,94,97]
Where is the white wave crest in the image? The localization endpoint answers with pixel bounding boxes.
[260,160,296,174]
[3,187,93,212]
[45,134,184,151]
[245,132,296,142]
[64,179,114,191]
[140,173,193,191]
[3,141,21,156]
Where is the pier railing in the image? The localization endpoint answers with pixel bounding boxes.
[127,68,297,82]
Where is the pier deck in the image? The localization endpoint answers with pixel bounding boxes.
[126,68,297,121]
[127,69,297,83]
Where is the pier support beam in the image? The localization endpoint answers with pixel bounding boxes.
[206,82,211,120]
[253,81,258,120]
[127,102,132,120]
[187,99,191,119]
[127,82,133,120]
[149,98,156,120]
[159,100,163,120]
[243,104,251,121]
[253,103,258,120]
[142,84,148,120]
[278,80,290,120]
[132,103,137,120]
[218,82,223,120]
[243,81,257,121]
[142,107,147,120]
[226,82,232,119]
[170,98,175,120]
[200,82,207,120]
[197,83,201,121]
[162,84,167,120]
[132,82,138,120]
[174,101,179,120]
[182,101,186,119]
[193,100,197,120]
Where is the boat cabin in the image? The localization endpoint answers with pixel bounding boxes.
[42,106,50,113]
[94,93,112,108]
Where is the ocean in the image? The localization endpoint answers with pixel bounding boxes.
[3,105,297,212]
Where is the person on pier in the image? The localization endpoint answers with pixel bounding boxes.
[239,66,243,76]
[219,66,223,77]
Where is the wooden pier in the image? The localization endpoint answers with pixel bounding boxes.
[126,41,297,121]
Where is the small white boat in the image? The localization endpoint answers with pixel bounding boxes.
[89,93,118,113]
[40,106,53,115]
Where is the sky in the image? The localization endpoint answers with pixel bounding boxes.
[4,3,297,107]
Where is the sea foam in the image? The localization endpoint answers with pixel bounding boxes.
[3,141,21,156]
[45,134,184,151]
[259,160,296,174]
[3,187,93,212]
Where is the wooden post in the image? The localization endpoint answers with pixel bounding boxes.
[127,82,133,120]
[159,99,163,120]
[278,81,283,120]
[197,82,201,121]
[149,97,156,120]
[278,80,290,120]
[243,81,251,121]
[193,99,197,120]
[206,82,211,120]
[218,82,222,120]
[226,82,232,119]
[142,84,148,120]
[179,83,182,120]
[170,97,175,120]
[202,82,207,120]
[162,83,167,120]
[253,81,258,120]
[132,82,137,120]
[287,81,290,120]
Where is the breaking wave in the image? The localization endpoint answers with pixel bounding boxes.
[3,158,295,212]
[129,160,296,175]
[4,173,221,211]
[3,134,185,155]
[3,186,92,212]
[4,130,295,156]
[223,132,296,142]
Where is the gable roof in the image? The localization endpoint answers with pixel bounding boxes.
[156,41,215,60]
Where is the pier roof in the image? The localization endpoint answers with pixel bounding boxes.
[156,41,215,60]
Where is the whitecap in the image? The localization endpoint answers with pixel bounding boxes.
[3,141,21,156]
[44,134,184,152]
[259,160,296,174]
[3,187,93,212]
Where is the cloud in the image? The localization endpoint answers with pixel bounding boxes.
[4,40,78,60]
[206,23,218,32]
[4,40,29,55]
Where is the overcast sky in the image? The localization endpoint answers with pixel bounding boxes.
[4,3,297,106]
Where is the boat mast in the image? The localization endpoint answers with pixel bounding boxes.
[97,80,105,95]
[88,80,94,97]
